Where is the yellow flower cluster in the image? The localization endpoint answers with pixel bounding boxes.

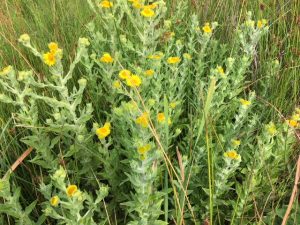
[66,184,78,197]
[285,108,300,128]
[231,139,241,148]
[167,56,181,64]
[217,66,225,77]
[113,80,121,89]
[257,19,267,29]
[0,66,13,76]
[100,53,114,63]
[128,0,158,18]
[224,150,240,160]
[50,195,60,207]
[144,69,155,77]
[136,112,149,128]
[99,0,113,8]
[148,52,164,60]
[96,122,111,139]
[129,0,158,18]
[266,122,277,136]
[157,112,171,124]
[43,42,62,67]
[240,98,251,107]
[202,22,212,34]
[119,69,142,88]
[137,144,151,160]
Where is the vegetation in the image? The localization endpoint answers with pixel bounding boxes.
[0,0,299,224]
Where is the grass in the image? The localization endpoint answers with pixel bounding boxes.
[0,0,299,224]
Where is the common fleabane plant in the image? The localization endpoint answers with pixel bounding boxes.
[0,0,298,224]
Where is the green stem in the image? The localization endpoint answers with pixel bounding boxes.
[164,169,168,222]
[206,132,213,224]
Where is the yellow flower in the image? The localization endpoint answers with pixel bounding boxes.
[141,7,155,17]
[144,69,155,77]
[167,57,181,64]
[286,119,298,128]
[129,0,143,9]
[224,150,240,160]
[100,0,113,8]
[136,112,149,128]
[240,98,251,107]
[66,185,78,197]
[43,52,56,66]
[157,113,171,124]
[183,53,192,60]
[96,122,111,139]
[48,42,63,59]
[145,2,158,9]
[0,66,13,76]
[137,144,151,154]
[257,19,267,29]
[170,102,177,109]
[50,196,60,207]
[48,42,59,53]
[126,75,142,87]
[231,139,241,148]
[148,52,164,60]
[266,122,277,136]
[217,66,225,76]
[202,23,212,33]
[119,69,131,80]
[100,53,114,63]
[113,80,121,89]
[148,55,161,60]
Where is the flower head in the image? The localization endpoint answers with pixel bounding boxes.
[136,112,149,128]
[231,139,241,148]
[286,119,298,128]
[43,52,56,66]
[137,144,151,155]
[113,80,121,89]
[48,42,59,53]
[266,122,277,135]
[78,37,90,47]
[144,69,155,77]
[170,102,177,109]
[0,66,13,76]
[126,75,142,87]
[100,53,114,63]
[66,185,78,197]
[145,2,158,9]
[141,7,155,17]
[100,0,113,8]
[167,57,181,64]
[257,19,267,29]
[96,122,111,139]
[183,53,192,60]
[18,33,30,44]
[119,69,131,80]
[202,23,212,33]
[217,66,225,77]
[157,113,171,124]
[50,196,60,207]
[240,98,251,107]
[137,144,151,160]
[148,52,164,60]
[224,150,240,160]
